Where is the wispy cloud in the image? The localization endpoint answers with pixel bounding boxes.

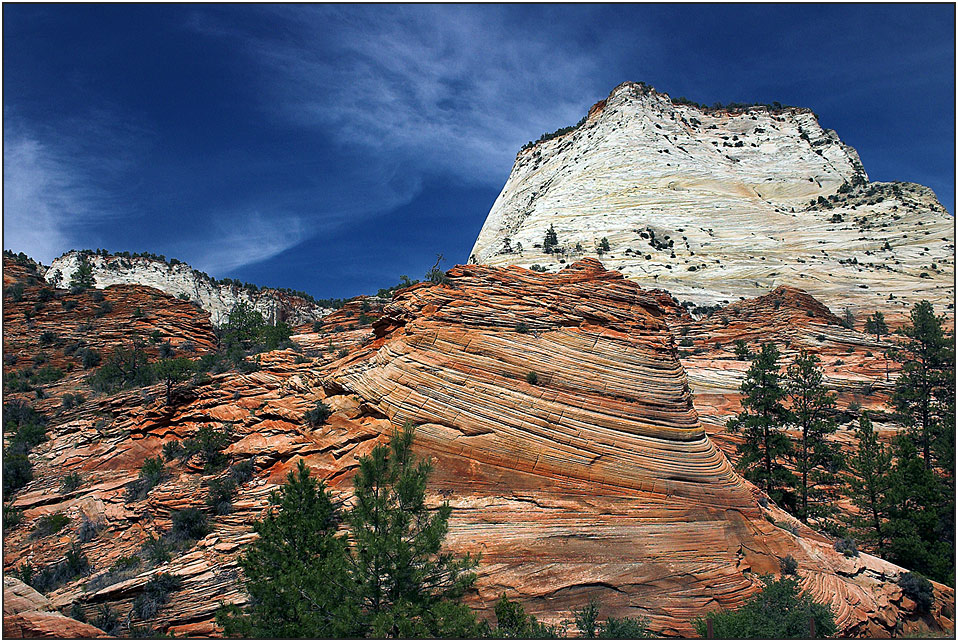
[177,211,310,274]
[193,5,607,185]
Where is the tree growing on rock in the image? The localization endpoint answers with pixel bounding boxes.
[727,343,795,508]
[785,350,840,524]
[153,357,196,407]
[543,225,559,254]
[69,259,96,291]
[844,412,893,556]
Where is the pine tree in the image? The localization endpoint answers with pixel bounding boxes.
[785,350,839,524]
[844,412,893,556]
[69,258,96,291]
[216,460,358,638]
[346,423,480,637]
[864,311,888,342]
[543,225,559,254]
[889,301,954,471]
[727,343,795,508]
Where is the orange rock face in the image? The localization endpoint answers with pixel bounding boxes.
[2,258,953,637]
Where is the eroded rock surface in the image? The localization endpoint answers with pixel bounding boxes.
[3,259,953,637]
[471,82,954,317]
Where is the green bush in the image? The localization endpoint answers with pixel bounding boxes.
[31,512,71,538]
[898,572,934,612]
[526,371,539,385]
[692,574,836,638]
[207,477,238,515]
[780,555,799,575]
[126,457,167,501]
[304,401,333,427]
[573,598,650,638]
[180,425,232,471]
[4,504,24,530]
[3,452,33,494]
[60,472,83,492]
[170,508,210,542]
[132,573,182,620]
[515,322,530,334]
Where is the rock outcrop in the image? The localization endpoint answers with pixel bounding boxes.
[4,258,952,637]
[470,82,954,317]
[3,577,106,638]
[45,250,332,326]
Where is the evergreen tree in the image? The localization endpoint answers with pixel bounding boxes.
[844,412,893,556]
[691,575,836,639]
[785,350,839,524]
[153,358,196,407]
[727,343,795,508]
[864,311,888,342]
[543,225,559,254]
[216,460,358,637]
[346,423,480,637]
[884,437,954,585]
[69,259,96,291]
[889,301,954,472]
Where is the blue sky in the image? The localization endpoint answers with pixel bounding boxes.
[4,4,954,299]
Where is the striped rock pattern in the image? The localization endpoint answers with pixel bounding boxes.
[470,82,954,318]
[3,259,953,637]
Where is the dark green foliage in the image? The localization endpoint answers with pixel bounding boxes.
[786,350,840,523]
[94,301,114,317]
[543,225,559,254]
[780,555,799,575]
[834,537,859,557]
[126,457,167,501]
[153,357,196,406]
[521,114,588,151]
[142,535,173,564]
[347,424,480,636]
[573,598,650,639]
[337,348,349,358]
[515,322,530,334]
[6,282,24,302]
[598,237,611,253]
[87,344,155,393]
[91,604,121,636]
[230,458,255,483]
[733,339,751,360]
[898,572,934,612]
[312,320,323,332]
[207,477,238,515]
[163,440,184,461]
[358,312,371,326]
[844,412,894,556]
[132,573,182,619]
[61,393,86,410]
[492,594,560,638]
[39,330,57,345]
[217,459,358,638]
[4,504,24,530]
[22,543,90,593]
[376,275,418,299]
[60,471,83,492]
[425,254,450,285]
[526,371,539,385]
[727,343,795,507]
[31,512,70,538]
[170,508,209,542]
[864,311,889,342]
[4,453,33,494]
[692,575,836,639]
[304,401,333,427]
[180,425,232,471]
[79,347,101,369]
[69,260,96,291]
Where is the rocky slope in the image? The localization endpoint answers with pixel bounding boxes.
[4,258,952,637]
[45,250,332,326]
[470,82,954,318]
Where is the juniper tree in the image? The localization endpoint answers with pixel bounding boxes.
[153,357,195,407]
[785,350,839,523]
[543,225,559,254]
[727,343,795,508]
[844,412,893,556]
[347,423,480,637]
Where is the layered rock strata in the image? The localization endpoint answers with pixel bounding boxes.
[3,259,952,637]
[471,82,954,316]
[45,251,331,326]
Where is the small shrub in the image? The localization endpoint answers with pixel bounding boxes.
[515,322,530,334]
[170,508,209,542]
[142,535,172,564]
[60,471,83,492]
[6,283,24,302]
[61,393,86,410]
[90,290,105,303]
[31,512,70,538]
[94,301,113,317]
[834,537,859,558]
[132,573,182,619]
[4,504,24,530]
[61,299,77,311]
[312,320,323,332]
[304,401,333,427]
[127,457,167,501]
[79,348,101,369]
[39,331,58,346]
[898,572,934,612]
[230,458,255,484]
[734,339,751,360]
[91,604,120,636]
[780,555,799,575]
[181,425,232,471]
[336,348,348,358]
[206,477,238,515]
[163,440,185,461]
[76,514,102,543]
[679,337,694,347]
[4,452,33,494]
[526,371,539,385]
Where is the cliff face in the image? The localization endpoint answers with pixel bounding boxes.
[470,82,953,316]
[5,258,952,637]
[45,251,331,326]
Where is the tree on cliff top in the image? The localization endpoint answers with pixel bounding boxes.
[727,343,795,508]
[69,259,96,291]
